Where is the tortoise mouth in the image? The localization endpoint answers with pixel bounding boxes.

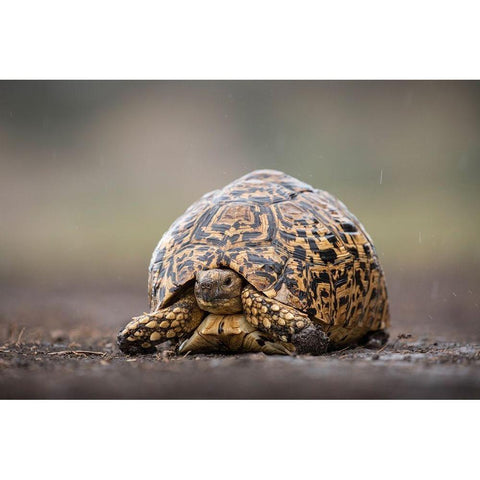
[195,296,243,315]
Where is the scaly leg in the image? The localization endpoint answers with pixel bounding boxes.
[241,285,329,355]
[117,289,204,354]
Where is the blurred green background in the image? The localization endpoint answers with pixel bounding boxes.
[1,81,479,339]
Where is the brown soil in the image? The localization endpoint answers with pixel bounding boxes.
[1,339,479,399]
[1,270,479,399]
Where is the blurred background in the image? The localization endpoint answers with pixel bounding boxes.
[1,81,479,342]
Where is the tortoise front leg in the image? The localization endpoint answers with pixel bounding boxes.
[117,289,205,354]
[241,285,329,355]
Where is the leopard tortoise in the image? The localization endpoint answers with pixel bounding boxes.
[117,169,389,355]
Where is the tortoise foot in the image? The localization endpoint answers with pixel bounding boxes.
[291,323,329,355]
[360,329,389,349]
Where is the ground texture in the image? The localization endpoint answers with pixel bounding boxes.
[1,270,479,399]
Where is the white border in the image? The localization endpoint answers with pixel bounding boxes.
[1,1,479,79]
[1,401,478,479]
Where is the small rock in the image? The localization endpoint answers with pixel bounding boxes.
[372,354,380,360]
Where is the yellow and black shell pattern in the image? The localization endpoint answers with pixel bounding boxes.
[148,170,389,334]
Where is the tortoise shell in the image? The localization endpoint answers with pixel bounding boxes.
[148,170,389,332]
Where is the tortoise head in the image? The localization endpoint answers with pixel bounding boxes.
[194,269,244,314]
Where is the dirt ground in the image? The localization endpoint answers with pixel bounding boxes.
[1,269,479,399]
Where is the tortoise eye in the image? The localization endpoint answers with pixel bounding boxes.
[224,277,233,286]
